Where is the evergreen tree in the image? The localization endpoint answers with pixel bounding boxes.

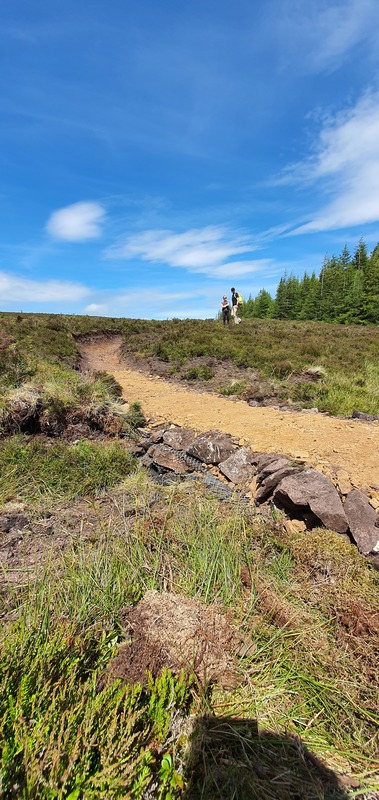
[362,243,379,323]
[298,272,320,320]
[254,289,274,318]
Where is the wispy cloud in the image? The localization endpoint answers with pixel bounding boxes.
[0,272,90,303]
[104,226,277,278]
[269,0,378,73]
[282,90,379,233]
[46,201,106,241]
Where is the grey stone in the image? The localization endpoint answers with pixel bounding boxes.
[186,430,234,465]
[219,448,256,484]
[273,469,349,533]
[162,427,197,451]
[352,410,379,422]
[344,489,379,554]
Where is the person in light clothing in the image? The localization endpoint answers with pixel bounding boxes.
[231,288,241,324]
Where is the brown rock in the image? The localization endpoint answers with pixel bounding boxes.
[344,489,379,554]
[219,448,256,484]
[273,469,349,533]
[151,447,191,475]
[162,427,198,451]
[255,466,300,504]
[186,430,234,465]
[252,452,284,471]
[258,457,292,480]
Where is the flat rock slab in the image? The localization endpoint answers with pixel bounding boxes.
[274,469,349,533]
[187,430,234,465]
[150,446,191,475]
[219,448,257,484]
[344,489,379,554]
[162,427,197,450]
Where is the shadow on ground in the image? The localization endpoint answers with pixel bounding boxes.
[184,715,349,800]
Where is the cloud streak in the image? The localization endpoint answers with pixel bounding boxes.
[283,90,379,233]
[104,226,277,278]
[46,201,106,241]
[0,272,90,303]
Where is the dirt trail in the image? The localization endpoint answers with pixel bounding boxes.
[81,337,379,490]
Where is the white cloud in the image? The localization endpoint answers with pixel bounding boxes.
[46,201,105,241]
[104,226,274,278]
[84,303,110,316]
[285,90,379,233]
[0,272,90,302]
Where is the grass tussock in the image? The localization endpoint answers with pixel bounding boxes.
[1,474,378,798]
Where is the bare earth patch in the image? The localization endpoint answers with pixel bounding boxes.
[105,589,244,688]
[80,337,379,491]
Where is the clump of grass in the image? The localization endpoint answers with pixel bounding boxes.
[181,365,214,381]
[219,380,247,397]
[0,436,137,504]
[124,401,146,429]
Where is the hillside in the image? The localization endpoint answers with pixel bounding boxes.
[0,312,378,799]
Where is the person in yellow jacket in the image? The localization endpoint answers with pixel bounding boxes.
[231,288,242,324]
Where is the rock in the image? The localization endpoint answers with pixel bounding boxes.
[255,466,300,504]
[150,447,191,475]
[252,452,284,471]
[273,470,349,533]
[148,427,169,443]
[258,457,292,480]
[352,410,379,421]
[186,430,234,465]
[284,519,307,535]
[335,468,352,496]
[344,489,379,554]
[162,427,197,450]
[219,448,256,484]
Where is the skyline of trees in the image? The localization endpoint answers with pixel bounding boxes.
[241,239,379,324]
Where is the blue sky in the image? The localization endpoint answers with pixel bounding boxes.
[1,0,379,319]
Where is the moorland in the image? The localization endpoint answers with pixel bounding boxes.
[0,311,378,799]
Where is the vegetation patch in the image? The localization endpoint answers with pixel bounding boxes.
[0,476,378,797]
[0,436,137,504]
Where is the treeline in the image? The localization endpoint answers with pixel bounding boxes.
[242,240,379,324]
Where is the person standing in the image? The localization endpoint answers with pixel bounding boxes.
[221,295,230,325]
[231,288,241,324]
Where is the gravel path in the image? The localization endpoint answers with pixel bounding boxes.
[80,337,379,491]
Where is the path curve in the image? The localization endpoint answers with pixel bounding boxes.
[80,337,379,490]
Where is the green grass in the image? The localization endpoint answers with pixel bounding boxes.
[1,312,379,417]
[0,436,137,504]
[1,474,378,798]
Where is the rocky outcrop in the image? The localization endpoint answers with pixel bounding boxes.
[137,423,378,564]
